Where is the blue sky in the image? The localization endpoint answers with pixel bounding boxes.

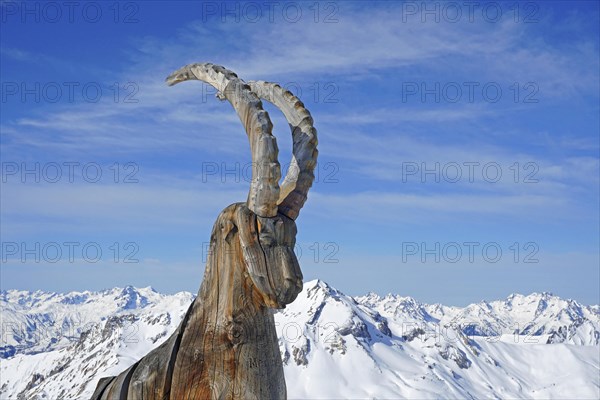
[1,1,598,306]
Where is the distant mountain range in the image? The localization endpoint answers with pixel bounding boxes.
[1,280,598,399]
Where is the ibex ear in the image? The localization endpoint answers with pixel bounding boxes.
[235,204,279,307]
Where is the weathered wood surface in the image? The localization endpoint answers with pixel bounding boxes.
[166,63,281,218]
[92,204,300,400]
[248,81,318,221]
[91,64,317,400]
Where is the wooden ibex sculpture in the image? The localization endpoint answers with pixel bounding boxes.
[91,63,318,400]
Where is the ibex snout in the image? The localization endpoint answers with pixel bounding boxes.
[256,213,303,308]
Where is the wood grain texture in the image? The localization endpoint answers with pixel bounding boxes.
[166,63,281,218]
[91,204,301,400]
[248,81,319,221]
[91,64,317,400]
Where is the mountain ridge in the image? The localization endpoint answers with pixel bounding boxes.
[1,280,598,399]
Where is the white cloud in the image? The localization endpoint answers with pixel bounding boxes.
[1,2,597,237]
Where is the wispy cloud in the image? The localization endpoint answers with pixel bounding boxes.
[0,179,247,236]
[307,191,570,225]
[3,3,597,157]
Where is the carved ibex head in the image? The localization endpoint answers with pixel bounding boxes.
[166,63,318,308]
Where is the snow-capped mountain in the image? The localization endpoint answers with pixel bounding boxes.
[1,280,598,399]
[0,286,194,358]
[358,290,600,346]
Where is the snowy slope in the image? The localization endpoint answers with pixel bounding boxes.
[1,280,598,399]
[0,286,194,358]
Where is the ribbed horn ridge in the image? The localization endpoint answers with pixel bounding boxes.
[248,81,318,220]
[166,63,281,217]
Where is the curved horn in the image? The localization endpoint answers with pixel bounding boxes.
[166,63,281,218]
[248,81,318,220]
